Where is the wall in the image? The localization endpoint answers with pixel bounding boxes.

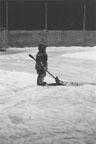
[8,30,96,47]
[0,29,7,50]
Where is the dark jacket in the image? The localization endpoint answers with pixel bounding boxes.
[35,51,48,73]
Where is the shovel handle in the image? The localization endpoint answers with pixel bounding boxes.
[29,54,36,61]
[46,70,56,79]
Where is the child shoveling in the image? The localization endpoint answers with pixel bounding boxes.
[29,43,63,86]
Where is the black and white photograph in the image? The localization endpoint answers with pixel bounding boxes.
[0,0,96,143]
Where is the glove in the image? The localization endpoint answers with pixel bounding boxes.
[35,64,42,70]
[44,66,48,71]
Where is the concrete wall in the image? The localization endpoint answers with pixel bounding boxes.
[0,29,7,51]
[7,30,96,47]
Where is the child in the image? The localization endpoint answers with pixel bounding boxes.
[35,43,48,86]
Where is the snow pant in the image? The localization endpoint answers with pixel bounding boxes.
[37,70,46,85]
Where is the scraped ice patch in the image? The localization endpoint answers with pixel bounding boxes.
[63,51,96,60]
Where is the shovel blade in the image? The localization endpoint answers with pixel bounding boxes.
[55,76,65,85]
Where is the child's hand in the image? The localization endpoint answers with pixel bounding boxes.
[44,66,47,71]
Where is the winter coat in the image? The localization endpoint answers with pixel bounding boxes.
[35,51,48,74]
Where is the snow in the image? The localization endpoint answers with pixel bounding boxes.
[62,48,96,60]
[0,46,96,144]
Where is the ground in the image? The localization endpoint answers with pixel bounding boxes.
[0,46,96,144]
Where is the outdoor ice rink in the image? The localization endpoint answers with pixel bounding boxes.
[0,46,96,144]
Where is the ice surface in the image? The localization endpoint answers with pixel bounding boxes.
[63,49,96,60]
[0,46,96,144]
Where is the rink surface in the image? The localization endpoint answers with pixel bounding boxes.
[0,46,96,144]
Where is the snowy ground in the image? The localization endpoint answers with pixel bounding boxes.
[0,46,96,144]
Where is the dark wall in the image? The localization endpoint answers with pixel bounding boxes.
[47,1,84,30]
[8,1,45,30]
[86,2,96,30]
[1,1,96,30]
[0,1,6,28]
[8,1,84,30]
[1,1,96,47]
